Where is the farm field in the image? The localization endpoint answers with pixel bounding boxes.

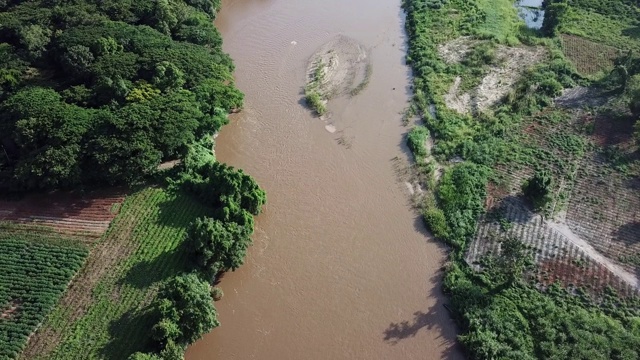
[0,190,125,241]
[20,187,211,360]
[560,34,618,77]
[562,6,640,51]
[403,0,640,357]
[0,228,88,360]
[469,103,640,294]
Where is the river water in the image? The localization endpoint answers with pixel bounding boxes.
[185,0,463,359]
[517,0,545,29]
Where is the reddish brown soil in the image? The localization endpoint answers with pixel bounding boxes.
[590,112,636,148]
[0,189,126,239]
[536,258,637,297]
[0,299,21,320]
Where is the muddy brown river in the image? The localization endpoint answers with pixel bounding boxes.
[185,0,464,359]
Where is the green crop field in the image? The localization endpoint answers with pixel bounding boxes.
[561,34,618,76]
[21,188,211,360]
[0,229,88,360]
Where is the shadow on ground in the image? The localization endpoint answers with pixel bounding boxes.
[100,308,157,359]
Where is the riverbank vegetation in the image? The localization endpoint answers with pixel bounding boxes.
[305,59,328,115]
[403,0,640,358]
[0,0,265,359]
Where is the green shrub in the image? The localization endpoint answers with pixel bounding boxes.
[437,162,491,249]
[150,273,218,347]
[522,171,553,211]
[211,287,224,301]
[407,126,430,161]
[187,216,252,274]
[423,206,451,239]
[304,88,326,115]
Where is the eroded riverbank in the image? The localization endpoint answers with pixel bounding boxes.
[185,0,463,358]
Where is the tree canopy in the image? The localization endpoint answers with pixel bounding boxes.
[0,0,240,192]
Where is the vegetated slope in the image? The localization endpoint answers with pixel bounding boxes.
[402,0,640,358]
[0,227,88,360]
[21,188,210,359]
[0,0,241,192]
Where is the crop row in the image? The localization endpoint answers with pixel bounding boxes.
[560,34,618,76]
[0,235,88,360]
[24,188,210,359]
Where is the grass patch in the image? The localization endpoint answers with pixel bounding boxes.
[350,63,373,96]
[0,229,87,360]
[475,0,522,43]
[28,188,211,359]
[407,125,430,162]
[562,7,640,51]
[305,59,328,116]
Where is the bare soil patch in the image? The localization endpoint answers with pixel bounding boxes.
[437,36,476,64]
[440,39,546,114]
[554,86,614,109]
[443,76,472,114]
[0,189,125,241]
[1,299,21,320]
[475,46,545,110]
[304,35,371,110]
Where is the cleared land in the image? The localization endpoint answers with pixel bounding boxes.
[0,228,88,359]
[403,0,640,356]
[304,35,371,116]
[469,104,640,295]
[20,188,210,359]
[0,190,125,241]
[560,34,618,76]
[440,40,546,114]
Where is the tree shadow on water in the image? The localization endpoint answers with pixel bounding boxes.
[384,310,442,344]
[383,273,464,359]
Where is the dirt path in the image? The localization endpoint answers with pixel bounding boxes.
[546,220,640,289]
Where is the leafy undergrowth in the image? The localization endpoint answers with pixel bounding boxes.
[23,188,211,359]
[0,227,88,360]
[403,0,640,358]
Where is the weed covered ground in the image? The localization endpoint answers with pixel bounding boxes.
[402,0,640,357]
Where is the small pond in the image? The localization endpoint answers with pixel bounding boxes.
[516,0,545,30]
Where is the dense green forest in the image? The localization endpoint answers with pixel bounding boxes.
[0,0,243,192]
[0,1,268,358]
[403,0,640,358]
